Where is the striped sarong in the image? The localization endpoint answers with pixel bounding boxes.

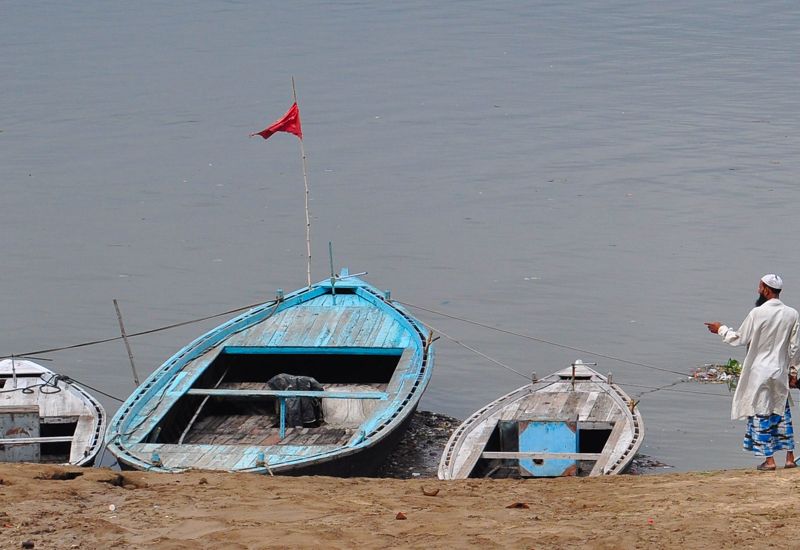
[743,400,795,457]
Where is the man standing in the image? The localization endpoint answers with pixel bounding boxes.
[705,274,800,471]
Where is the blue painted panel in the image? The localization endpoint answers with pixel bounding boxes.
[221,346,404,356]
[518,420,578,477]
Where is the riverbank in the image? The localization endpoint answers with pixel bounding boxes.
[1,462,797,549]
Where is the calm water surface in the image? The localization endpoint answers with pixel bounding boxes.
[3,1,800,472]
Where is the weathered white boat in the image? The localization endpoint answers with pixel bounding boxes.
[438,361,644,479]
[0,358,106,465]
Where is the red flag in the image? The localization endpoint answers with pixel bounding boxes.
[251,102,303,140]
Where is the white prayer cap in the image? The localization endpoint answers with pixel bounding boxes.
[761,274,783,290]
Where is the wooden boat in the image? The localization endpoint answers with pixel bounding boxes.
[0,358,106,465]
[438,361,644,479]
[105,270,435,475]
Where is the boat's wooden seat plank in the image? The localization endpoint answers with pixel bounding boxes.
[185,389,388,399]
[481,451,602,460]
[0,436,75,445]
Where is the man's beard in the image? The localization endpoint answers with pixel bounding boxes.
[756,292,769,307]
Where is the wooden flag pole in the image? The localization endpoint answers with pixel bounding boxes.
[113,299,140,386]
[292,77,312,287]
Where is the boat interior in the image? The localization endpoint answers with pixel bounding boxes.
[468,418,616,478]
[0,373,81,463]
[143,347,401,447]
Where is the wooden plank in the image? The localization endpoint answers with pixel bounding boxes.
[185,389,387,399]
[481,452,602,460]
[452,418,500,478]
[323,309,355,347]
[556,390,585,419]
[587,394,614,421]
[0,436,74,445]
[276,307,321,346]
[371,310,402,346]
[589,420,627,476]
[0,405,39,414]
[330,309,368,347]
[605,401,625,422]
[498,400,523,421]
[578,391,600,420]
[263,307,302,346]
[275,308,322,346]
[381,320,411,347]
[309,310,336,347]
[577,421,615,430]
[525,392,570,417]
[297,308,332,347]
[348,309,384,347]
[69,416,99,463]
[351,309,387,347]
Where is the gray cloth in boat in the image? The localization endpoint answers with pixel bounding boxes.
[266,373,324,427]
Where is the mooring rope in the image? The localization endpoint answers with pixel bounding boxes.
[0,299,269,361]
[0,293,730,403]
[64,376,126,403]
[398,300,736,400]
[617,380,731,399]
[414,318,530,380]
[0,372,62,395]
[398,300,692,377]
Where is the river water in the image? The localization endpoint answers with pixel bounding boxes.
[3,1,800,472]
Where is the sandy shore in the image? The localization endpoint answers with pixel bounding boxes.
[1,463,798,549]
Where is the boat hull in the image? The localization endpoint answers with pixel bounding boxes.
[106,274,434,476]
[438,362,644,479]
[0,359,106,466]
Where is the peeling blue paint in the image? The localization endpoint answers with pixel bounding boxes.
[106,273,435,474]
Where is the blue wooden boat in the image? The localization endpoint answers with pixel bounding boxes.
[105,270,435,475]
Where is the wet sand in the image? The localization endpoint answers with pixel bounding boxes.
[0,462,797,549]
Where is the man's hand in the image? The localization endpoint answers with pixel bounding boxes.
[705,322,722,334]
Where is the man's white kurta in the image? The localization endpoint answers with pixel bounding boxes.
[718,299,800,419]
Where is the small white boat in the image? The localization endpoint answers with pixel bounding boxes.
[0,358,106,466]
[438,361,644,479]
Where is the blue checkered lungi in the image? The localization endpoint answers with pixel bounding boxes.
[743,400,795,457]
